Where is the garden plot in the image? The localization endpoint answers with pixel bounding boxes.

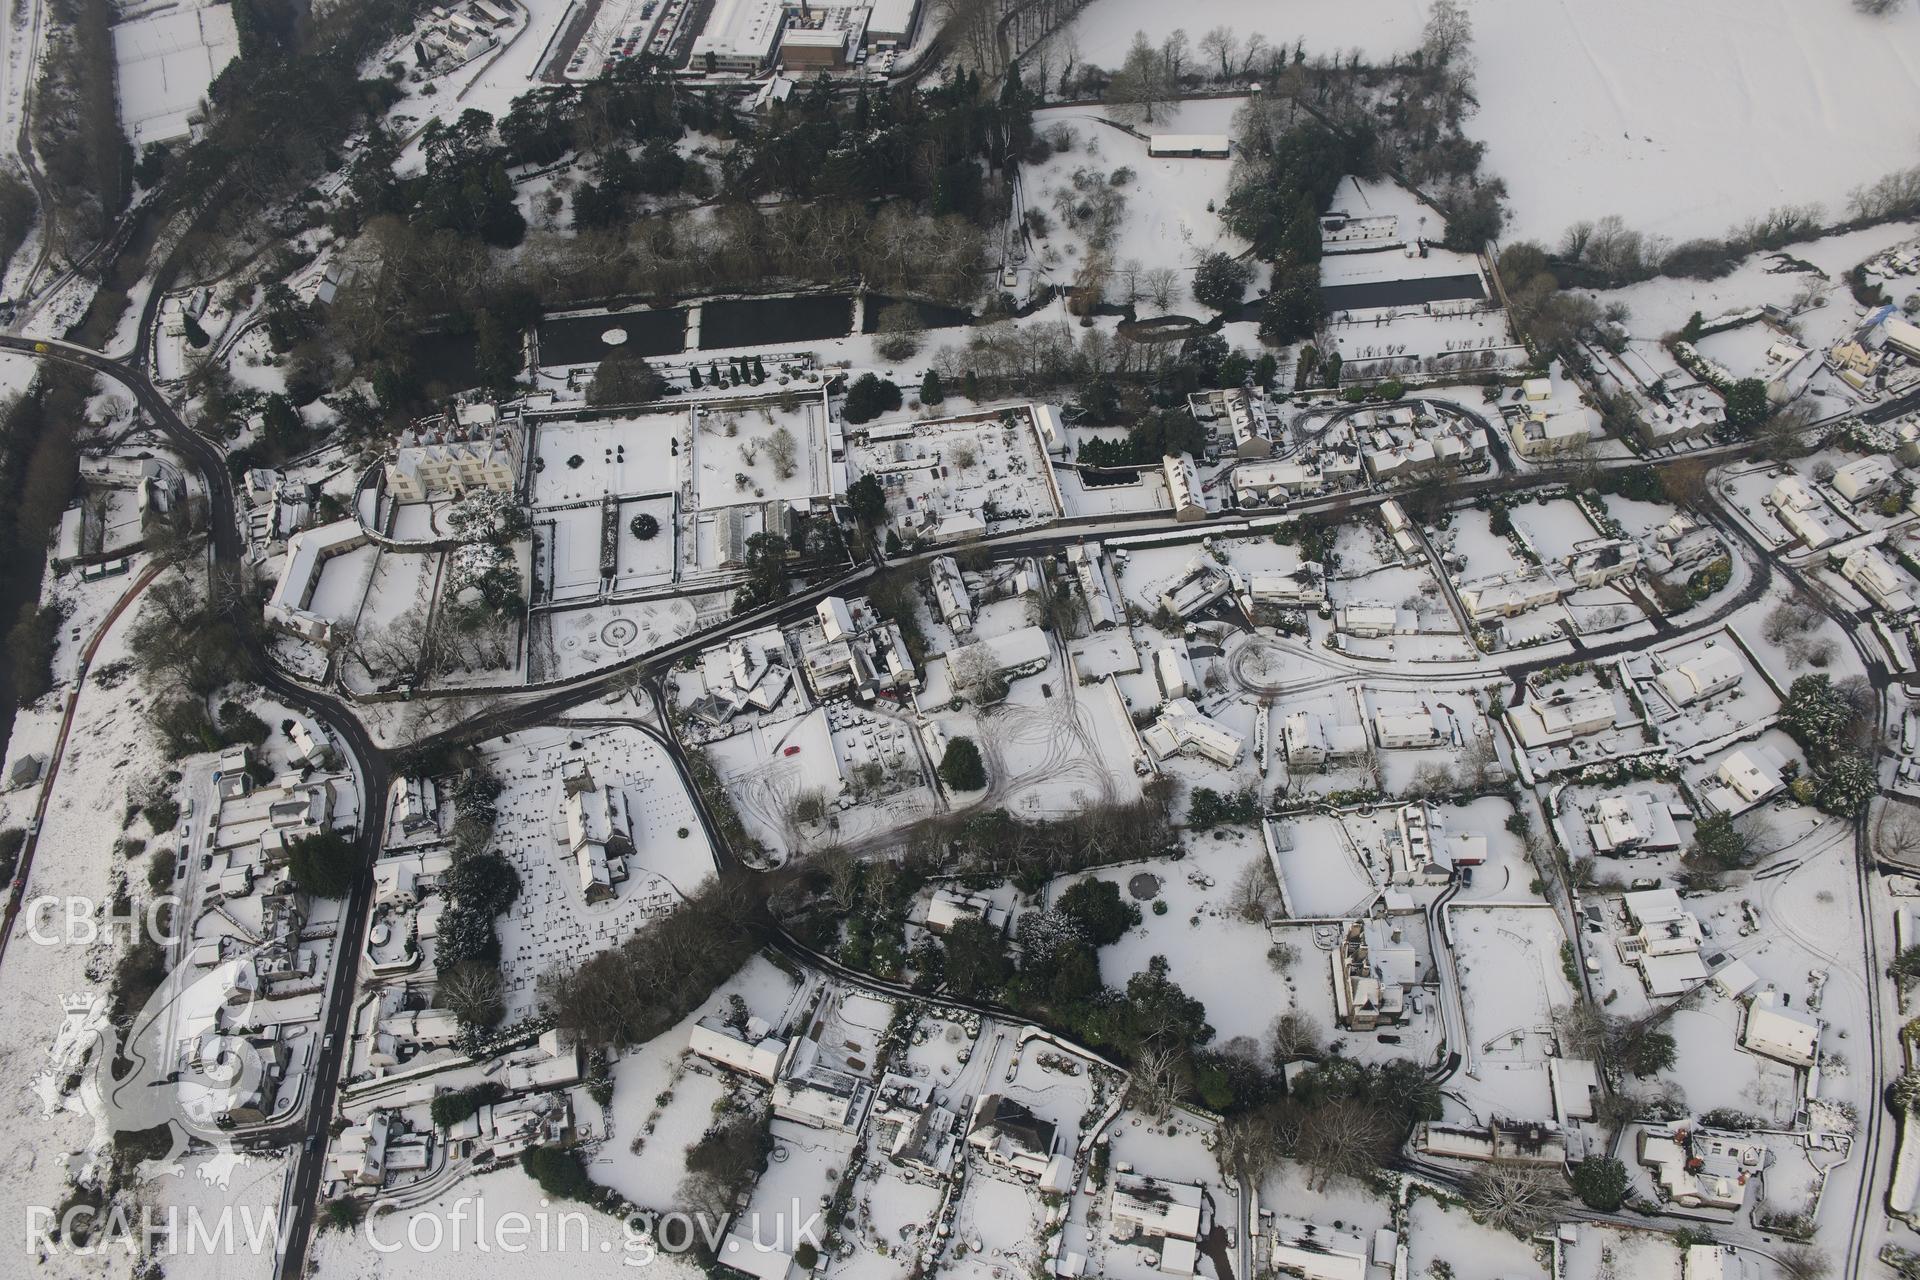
[598,1048,732,1208]
[1718,463,1840,552]
[1329,562,1457,630]
[531,412,685,506]
[1438,507,1529,581]
[1636,632,1782,753]
[360,546,438,634]
[1089,1112,1238,1279]
[689,396,832,510]
[1022,105,1249,297]
[613,495,678,589]
[1506,497,1601,563]
[597,958,809,1206]
[1563,585,1650,640]
[1252,1155,1395,1252]
[1448,905,1577,1123]
[1110,541,1214,614]
[1265,686,1373,798]
[1267,810,1393,919]
[1070,828,1301,1045]
[943,1166,1048,1280]
[742,1119,859,1267]
[1218,535,1314,579]
[1693,321,1799,384]
[1330,519,1399,577]
[1066,626,1143,680]
[315,1163,710,1277]
[1420,795,1533,905]
[1055,467,1171,519]
[112,3,241,147]
[1324,307,1524,375]
[480,723,717,1015]
[1560,1225,1683,1280]
[537,592,723,681]
[1680,729,1807,821]
[1603,494,1688,543]
[1658,997,1803,1127]
[540,505,607,602]
[851,410,1064,545]
[1602,222,1920,352]
[1554,780,1695,884]
[837,1164,944,1280]
[1407,1193,1549,1280]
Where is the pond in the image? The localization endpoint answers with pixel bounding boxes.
[1320,272,1486,313]
[698,295,854,349]
[538,306,688,366]
[862,295,974,333]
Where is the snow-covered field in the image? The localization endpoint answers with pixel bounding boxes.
[1047,0,1920,244]
[111,3,241,148]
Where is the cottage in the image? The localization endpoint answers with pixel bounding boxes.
[1163,453,1206,521]
[1654,644,1743,708]
[1832,454,1898,503]
[1741,990,1820,1067]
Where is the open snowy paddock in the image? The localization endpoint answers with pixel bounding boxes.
[1020,104,1249,305]
[1045,0,1920,246]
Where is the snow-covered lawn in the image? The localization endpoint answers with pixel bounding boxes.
[1506,498,1599,563]
[1067,828,1295,1045]
[480,723,717,1015]
[1022,106,1249,303]
[1437,508,1527,582]
[1405,1191,1548,1279]
[1045,0,1920,245]
[1447,904,1575,1122]
[533,413,684,505]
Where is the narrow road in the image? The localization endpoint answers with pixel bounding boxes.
[0,332,391,1280]
[0,557,163,963]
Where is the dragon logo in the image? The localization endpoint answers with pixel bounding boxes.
[36,953,272,1190]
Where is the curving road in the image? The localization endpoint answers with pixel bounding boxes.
[0,332,391,1280]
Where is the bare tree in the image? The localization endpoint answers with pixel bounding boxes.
[1128,1043,1188,1120]
[1266,1011,1321,1062]
[1466,1163,1560,1237]
[1106,31,1171,125]
[1296,1098,1395,1190]
[767,426,799,481]
[1775,1245,1831,1280]
[1877,805,1920,864]
[1421,0,1474,73]
[1763,599,1821,645]
[1144,266,1180,311]
[1229,855,1281,922]
[816,846,862,912]
[1158,29,1190,86]
[437,960,506,1028]
[1214,1107,1282,1182]
[1198,26,1239,81]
